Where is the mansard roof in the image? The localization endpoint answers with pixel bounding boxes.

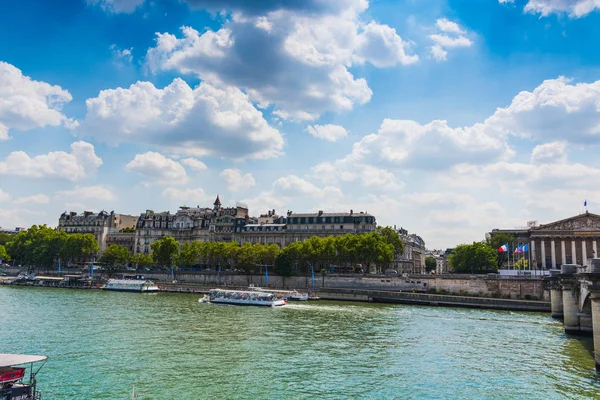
[289,212,374,218]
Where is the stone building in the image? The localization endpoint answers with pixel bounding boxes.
[106,232,136,253]
[236,209,376,247]
[134,210,174,254]
[57,210,137,253]
[394,228,426,274]
[490,212,600,270]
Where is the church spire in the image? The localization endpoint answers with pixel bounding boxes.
[213,194,221,209]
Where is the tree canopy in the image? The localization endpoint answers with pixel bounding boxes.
[0,245,9,262]
[99,244,131,275]
[379,226,404,256]
[151,236,180,267]
[449,241,498,274]
[487,232,515,269]
[425,256,437,272]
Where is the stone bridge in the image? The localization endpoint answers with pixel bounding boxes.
[547,259,600,370]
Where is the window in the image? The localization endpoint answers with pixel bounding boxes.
[325,217,331,223]
[300,217,306,224]
[308,217,314,223]
[340,225,343,230]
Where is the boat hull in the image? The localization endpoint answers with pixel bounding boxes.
[104,287,159,293]
[210,298,286,307]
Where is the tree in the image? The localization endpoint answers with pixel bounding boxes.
[119,227,136,233]
[449,242,498,274]
[379,226,404,256]
[425,256,437,273]
[0,233,13,246]
[177,242,201,266]
[0,244,9,262]
[131,253,154,268]
[99,244,131,275]
[151,236,180,268]
[487,232,515,269]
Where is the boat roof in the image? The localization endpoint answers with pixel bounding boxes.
[107,279,150,284]
[34,276,64,281]
[0,354,47,368]
[209,289,274,295]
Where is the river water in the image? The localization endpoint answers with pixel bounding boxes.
[1,286,599,399]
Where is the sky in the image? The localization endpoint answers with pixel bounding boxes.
[1,0,600,249]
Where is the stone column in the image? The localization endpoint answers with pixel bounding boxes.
[562,278,580,334]
[594,240,598,260]
[531,240,536,271]
[583,241,588,265]
[541,240,546,269]
[591,291,600,370]
[572,241,577,264]
[561,240,566,265]
[551,240,557,269]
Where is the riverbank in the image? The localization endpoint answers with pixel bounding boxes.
[2,278,550,312]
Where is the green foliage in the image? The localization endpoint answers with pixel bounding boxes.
[449,241,498,274]
[0,244,9,262]
[379,226,404,255]
[4,225,99,269]
[99,244,131,269]
[514,258,529,270]
[177,242,202,266]
[274,252,294,277]
[130,253,154,268]
[487,232,515,269]
[425,256,437,272]
[151,236,180,267]
[0,233,13,246]
[119,227,136,233]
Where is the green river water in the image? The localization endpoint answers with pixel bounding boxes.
[1,286,599,399]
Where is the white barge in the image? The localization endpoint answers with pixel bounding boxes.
[103,279,159,292]
[248,287,309,301]
[200,289,286,307]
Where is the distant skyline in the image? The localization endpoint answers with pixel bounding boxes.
[1,0,600,248]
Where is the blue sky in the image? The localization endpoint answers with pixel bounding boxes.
[1,0,600,248]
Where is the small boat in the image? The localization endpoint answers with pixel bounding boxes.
[103,279,159,292]
[200,289,286,307]
[0,353,47,400]
[248,286,309,301]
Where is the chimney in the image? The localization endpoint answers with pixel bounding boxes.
[350,209,353,215]
[318,210,323,216]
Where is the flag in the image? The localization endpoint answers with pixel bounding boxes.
[514,245,523,254]
[585,200,588,207]
[522,244,529,252]
[498,244,508,252]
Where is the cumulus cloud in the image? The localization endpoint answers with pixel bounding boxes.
[86,0,145,13]
[146,2,417,120]
[429,19,472,61]
[181,158,208,171]
[54,185,117,202]
[531,141,567,164]
[13,194,51,205]
[523,0,600,18]
[272,175,343,198]
[162,187,212,204]
[0,141,102,181]
[220,169,256,192]
[182,0,366,15]
[306,124,348,142]
[0,61,73,140]
[110,44,133,67]
[0,189,11,202]
[74,79,284,160]
[125,152,188,184]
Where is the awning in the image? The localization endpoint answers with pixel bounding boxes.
[0,354,47,368]
[34,276,64,281]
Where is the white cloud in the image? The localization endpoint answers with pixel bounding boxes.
[14,194,50,205]
[181,158,208,171]
[86,0,145,13]
[74,79,284,160]
[220,169,256,192]
[0,189,11,202]
[272,175,343,198]
[435,18,465,34]
[162,187,212,204]
[146,2,417,120]
[0,208,45,230]
[0,141,102,181]
[306,124,348,142]
[429,19,472,61]
[0,61,73,140]
[110,44,133,66]
[523,0,600,18]
[54,185,117,202]
[125,152,188,184]
[531,141,567,164]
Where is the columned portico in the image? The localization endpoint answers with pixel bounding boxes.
[572,241,577,264]
[541,240,546,269]
[583,241,588,265]
[561,240,566,265]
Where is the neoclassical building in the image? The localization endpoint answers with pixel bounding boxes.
[491,212,600,269]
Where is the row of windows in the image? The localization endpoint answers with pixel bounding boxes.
[288,216,374,224]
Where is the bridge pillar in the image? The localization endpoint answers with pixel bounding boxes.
[590,292,600,370]
[560,274,580,334]
[550,288,564,319]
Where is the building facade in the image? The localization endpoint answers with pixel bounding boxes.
[490,212,600,270]
[57,210,137,253]
[394,228,426,274]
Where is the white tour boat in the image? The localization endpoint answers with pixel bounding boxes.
[199,289,286,307]
[103,279,159,292]
[248,286,309,301]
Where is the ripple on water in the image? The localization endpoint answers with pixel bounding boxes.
[1,286,599,399]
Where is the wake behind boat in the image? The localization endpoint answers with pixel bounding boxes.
[199,289,286,307]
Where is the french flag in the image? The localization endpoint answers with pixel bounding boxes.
[498,243,508,252]
[514,245,523,254]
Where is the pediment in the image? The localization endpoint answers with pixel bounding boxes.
[533,213,600,232]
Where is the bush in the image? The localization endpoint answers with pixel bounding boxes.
[458,290,467,296]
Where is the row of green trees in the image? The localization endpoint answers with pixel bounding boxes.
[1,225,99,269]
